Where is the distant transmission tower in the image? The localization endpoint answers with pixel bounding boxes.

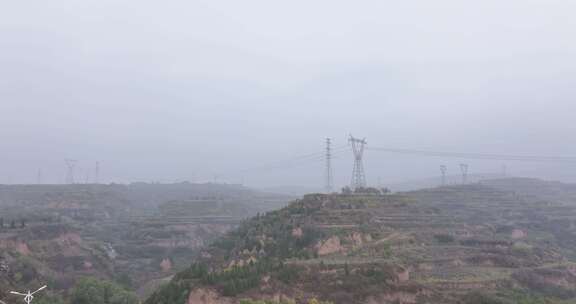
[440,165,447,186]
[94,162,100,184]
[460,163,469,184]
[325,138,333,193]
[349,135,367,190]
[64,159,77,184]
[36,169,43,185]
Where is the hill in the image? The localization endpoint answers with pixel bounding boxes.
[0,183,290,300]
[145,178,576,304]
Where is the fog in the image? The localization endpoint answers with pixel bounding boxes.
[1,0,576,188]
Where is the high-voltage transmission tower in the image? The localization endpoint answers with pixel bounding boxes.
[94,161,100,184]
[324,138,333,193]
[460,163,469,184]
[440,165,447,186]
[36,169,43,185]
[349,135,367,190]
[64,159,77,184]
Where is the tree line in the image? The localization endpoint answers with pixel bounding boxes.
[0,218,26,229]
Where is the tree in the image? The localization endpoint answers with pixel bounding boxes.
[341,187,352,195]
[355,187,381,195]
[35,294,65,304]
[308,299,333,304]
[70,277,138,304]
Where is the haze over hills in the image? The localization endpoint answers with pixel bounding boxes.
[0,182,290,301]
[384,173,505,192]
[3,177,576,303]
[258,173,505,196]
[146,178,576,304]
[2,1,576,303]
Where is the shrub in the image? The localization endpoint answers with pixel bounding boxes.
[434,234,455,243]
[511,242,533,256]
[70,277,138,304]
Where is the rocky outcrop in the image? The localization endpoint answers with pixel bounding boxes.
[366,292,417,304]
[315,236,343,256]
[397,268,411,282]
[0,239,31,256]
[511,229,527,239]
[187,288,232,304]
[292,227,303,238]
[160,258,172,272]
[350,232,364,248]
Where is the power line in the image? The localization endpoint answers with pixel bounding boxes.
[239,145,348,174]
[366,147,576,163]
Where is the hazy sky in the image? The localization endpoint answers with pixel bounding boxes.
[1,0,576,187]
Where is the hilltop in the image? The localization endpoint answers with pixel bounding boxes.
[146,178,576,304]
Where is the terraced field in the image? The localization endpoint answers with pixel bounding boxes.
[0,183,290,300]
[146,179,576,304]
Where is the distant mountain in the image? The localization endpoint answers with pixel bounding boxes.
[259,185,323,197]
[387,173,505,192]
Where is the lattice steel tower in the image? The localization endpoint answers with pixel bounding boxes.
[460,163,469,184]
[324,138,333,193]
[65,159,77,184]
[94,161,100,184]
[440,165,447,186]
[349,135,367,190]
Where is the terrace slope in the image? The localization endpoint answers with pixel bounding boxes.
[146,179,576,304]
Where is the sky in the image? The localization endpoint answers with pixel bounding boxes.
[1,0,576,188]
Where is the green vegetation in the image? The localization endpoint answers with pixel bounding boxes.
[146,180,576,304]
[35,294,66,304]
[214,202,325,260]
[239,299,333,304]
[69,277,138,304]
[434,234,455,243]
[0,182,289,304]
[511,242,534,257]
[148,259,303,303]
[240,300,295,304]
[174,260,300,296]
[462,290,572,304]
